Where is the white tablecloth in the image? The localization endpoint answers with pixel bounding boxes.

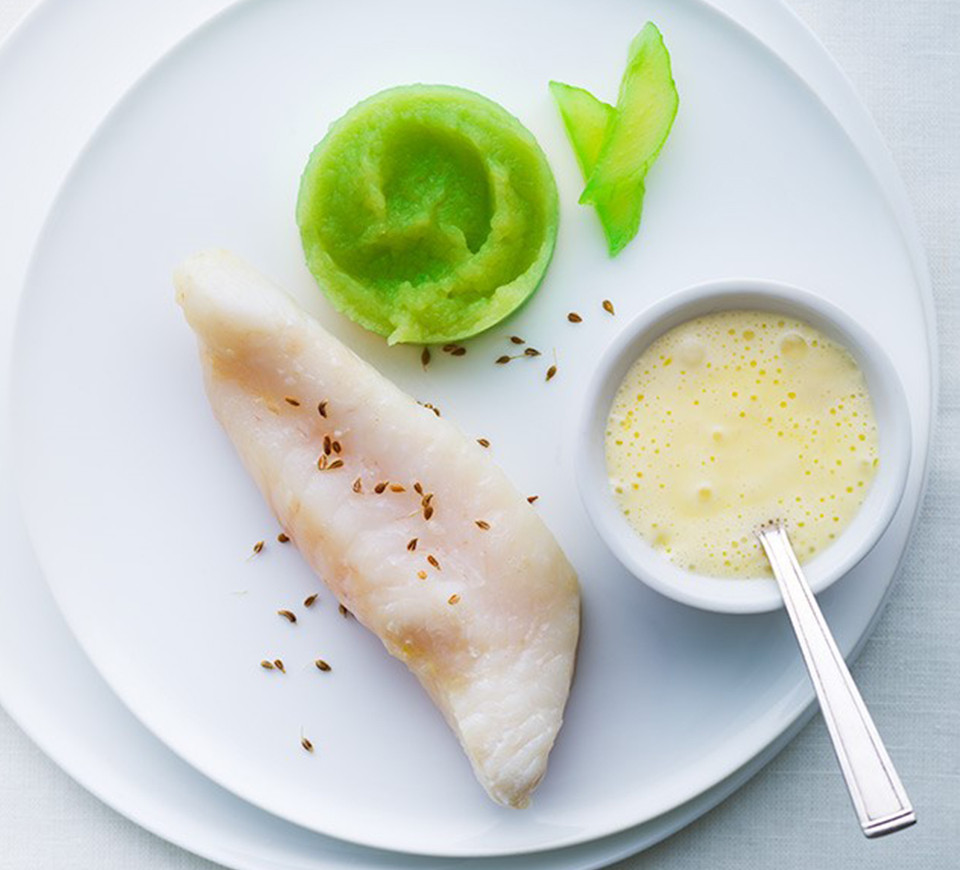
[1,1,956,867]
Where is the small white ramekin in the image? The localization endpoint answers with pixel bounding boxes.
[577,279,911,614]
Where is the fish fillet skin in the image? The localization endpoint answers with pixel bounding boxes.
[174,250,580,808]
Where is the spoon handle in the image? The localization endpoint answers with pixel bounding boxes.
[755,520,916,837]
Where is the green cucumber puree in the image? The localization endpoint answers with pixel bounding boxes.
[297,85,559,345]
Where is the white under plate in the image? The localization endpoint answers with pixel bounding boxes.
[4,0,934,863]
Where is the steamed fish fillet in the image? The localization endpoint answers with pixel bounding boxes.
[175,250,580,808]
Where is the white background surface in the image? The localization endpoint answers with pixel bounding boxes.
[0,1,956,868]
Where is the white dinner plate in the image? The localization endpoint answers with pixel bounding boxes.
[4,0,934,863]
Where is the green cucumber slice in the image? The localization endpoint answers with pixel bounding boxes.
[549,81,644,255]
[551,23,678,256]
[580,22,678,204]
[548,81,615,177]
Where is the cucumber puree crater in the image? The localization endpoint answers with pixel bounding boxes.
[297,85,559,344]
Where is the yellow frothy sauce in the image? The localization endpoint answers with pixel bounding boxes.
[605,310,879,578]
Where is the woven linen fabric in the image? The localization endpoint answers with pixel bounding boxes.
[0,1,957,868]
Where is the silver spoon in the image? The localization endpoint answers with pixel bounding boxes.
[754,519,916,837]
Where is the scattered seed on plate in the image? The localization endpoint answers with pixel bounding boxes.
[317,400,328,418]
[495,355,512,365]
[421,347,431,368]
[407,538,418,551]
[524,347,541,357]
[413,482,423,495]
[475,520,490,530]
[417,570,428,579]
[332,440,342,454]
[451,346,467,356]
[338,603,351,618]
[476,438,490,448]
[352,477,363,493]
[510,336,525,345]
[602,299,615,315]
[317,454,328,470]
[389,483,406,493]
[315,659,332,672]
[326,459,343,470]
[303,594,318,608]
[527,495,539,504]
[567,312,582,323]
[260,660,275,670]
[423,505,434,521]
[323,435,332,455]
[427,554,441,570]
[284,396,301,406]
[277,532,290,543]
[252,540,265,555]
[448,594,461,605]
[273,659,286,672]
[546,365,557,382]
[278,609,297,624]
[301,736,314,753]
[374,481,388,494]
